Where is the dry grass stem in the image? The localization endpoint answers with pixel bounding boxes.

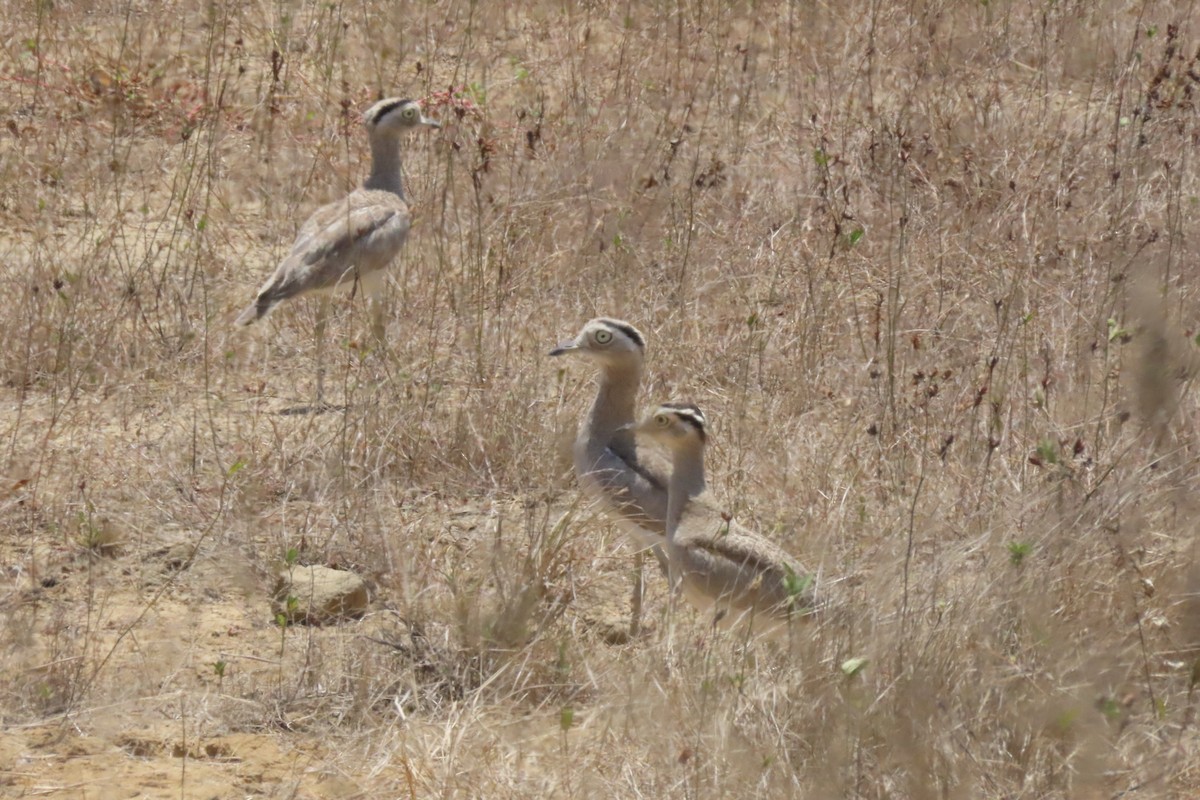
[1,1,1198,796]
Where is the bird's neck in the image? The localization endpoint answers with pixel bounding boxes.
[363,134,405,197]
[582,360,641,457]
[666,442,706,540]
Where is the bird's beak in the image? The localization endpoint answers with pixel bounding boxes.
[422,116,441,129]
[548,340,577,357]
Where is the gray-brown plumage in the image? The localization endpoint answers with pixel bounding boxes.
[629,403,817,636]
[236,97,438,398]
[550,318,672,635]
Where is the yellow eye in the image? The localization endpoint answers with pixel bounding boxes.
[593,329,612,344]
[654,414,670,427]
[403,106,417,119]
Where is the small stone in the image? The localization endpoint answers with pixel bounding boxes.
[272,565,368,624]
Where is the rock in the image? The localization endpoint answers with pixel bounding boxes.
[272,565,368,624]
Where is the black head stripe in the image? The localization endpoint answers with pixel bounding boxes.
[660,403,707,441]
[369,98,414,124]
[660,401,703,416]
[596,318,645,350]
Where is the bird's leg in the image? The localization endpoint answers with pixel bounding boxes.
[313,295,332,405]
[665,562,681,645]
[629,549,645,639]
[370,294,387,346]
[362,272,387,347]
[710,607,728,637]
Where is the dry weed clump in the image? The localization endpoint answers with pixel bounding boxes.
[0,0,1198,796]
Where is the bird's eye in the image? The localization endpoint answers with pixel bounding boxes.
[654,414,670,427]
[403,107,417,119]
[593,330,613,344]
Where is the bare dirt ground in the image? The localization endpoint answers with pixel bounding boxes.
[2,1,1200,797]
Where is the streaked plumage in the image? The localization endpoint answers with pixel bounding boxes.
[629,403,818,635]
[234,189,406,324]
[235,97,438,399]
[550,318,671,567]
[550,317,672,636]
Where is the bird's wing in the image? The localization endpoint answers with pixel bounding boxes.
[575,444,670,571]
[607,429,671,493]
[675,500,813,594]
[577,424,671,532]
[273,193,411,296]
[581,449,669,530]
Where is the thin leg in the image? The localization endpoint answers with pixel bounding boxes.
[666,563,681,645]
[649,542,670,576]
[313,295,331,405]
[361,270,387,346]
[630,550,645,639]
[370,294,387,346]
[711,607,728,635]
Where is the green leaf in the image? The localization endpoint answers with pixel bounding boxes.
[226,458,246,477]
[840,657,868,678]
[1007,540,1032,566]
[1099,696,1121,721]
[1054,708,1078,734]
[848,227,864,245]
[783,568,813,598]
[559,706,574,732]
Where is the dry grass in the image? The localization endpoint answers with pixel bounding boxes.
[1,0,1199,796]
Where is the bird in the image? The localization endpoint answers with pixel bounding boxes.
[235,96,440,402]
[550,318,672,636]
[626,402,818,637]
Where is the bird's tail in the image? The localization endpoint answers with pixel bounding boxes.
[234,294,272,326]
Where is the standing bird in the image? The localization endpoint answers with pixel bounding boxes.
[235,97,440,401]
[627,403,818,637]
[550,318,672,636]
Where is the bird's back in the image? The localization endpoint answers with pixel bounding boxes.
[671,496,816,623]
[283,189,411,288]
[237,188,412,327]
